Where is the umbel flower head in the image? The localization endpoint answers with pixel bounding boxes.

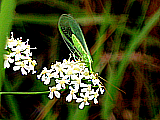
[4,32,37,75]
[37,55,105,109]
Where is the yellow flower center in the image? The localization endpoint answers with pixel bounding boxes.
[58,67,62,72]
[49,74,54,78]
[83,71,89,76]
[42,70,47,74]
[51,87,56,92]
[87,85,91,91]
[94,93,98,98]
[71,89,75,95]
[67,70,73,75]
[17,40,22,45]
[73,67,80,71]
[76,78,81,84]
[26,45,30,49]
[60,80,65,84]
[31,61,36,66]
[8,39,14,43]
[84,97,87,102]
[16,49,20,54]
[20,62,25,67]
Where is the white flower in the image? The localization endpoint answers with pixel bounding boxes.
[37,67,53,85]
[41,75,50,85]
[21,67,28,75]
[37,54,105,109]
[98,84,105,94]
[4,60,10,68]
[66,86,78,102]
[28,59,37,74]
[4,32,37,75]
[15,53,22,61]
[77,96,90,109]
[4,54,14,68]
[48,86,61,99]
[92,78,101,86]
[93,98,98,104]
[80,84,92,93]
[13,61,27,75]
[79,101,85,109]
[70,80,80,90]
[13,60,36,75]
[6,34,17,48]
[75,91,92,109]
[66,94,73,102]
[55,78,69,90]
[37,67,47,79]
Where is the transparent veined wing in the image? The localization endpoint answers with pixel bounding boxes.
[58,14,93,72]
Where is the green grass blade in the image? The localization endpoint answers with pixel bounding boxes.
[0,0,16,118]
[101,7,160,119]
[3,75,22,120]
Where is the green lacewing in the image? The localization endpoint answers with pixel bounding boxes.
[58,14,93,72]
[58,14,126,95]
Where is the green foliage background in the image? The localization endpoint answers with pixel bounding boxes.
[0,0,160,119]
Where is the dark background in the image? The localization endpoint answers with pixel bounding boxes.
[1,0,160,119]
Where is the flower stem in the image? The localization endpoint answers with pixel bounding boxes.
[0,91,50,95]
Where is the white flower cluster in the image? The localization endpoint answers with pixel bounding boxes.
[37,58,105,109]
[4,32,37,75]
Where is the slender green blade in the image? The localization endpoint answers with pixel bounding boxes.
[58,14,93,67]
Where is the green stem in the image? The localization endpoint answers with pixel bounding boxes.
[0,91,50,95]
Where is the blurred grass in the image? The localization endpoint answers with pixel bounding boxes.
[3,75,21,120]
[0,0,16,119]
[102,7,160,119]
[1,0,160,119]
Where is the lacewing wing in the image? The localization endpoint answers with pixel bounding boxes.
[58,14,93,72]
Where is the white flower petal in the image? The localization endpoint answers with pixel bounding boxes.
[76,98,83,103]
[94,98,98,104]
[10,52,16,57]
[81,88,88,93]
[13,66,21,71]
[62,83,66,89]
[54,91,60,98]
[56,83,61,90]
[85,101,90,106]
[15,53,22,61]
[14,61,22,65]
[41,75,47,82]
[73,94,77,99]
[79,102,85,109]
[21,68,27,75]
[32,70,37,74]
[54,72,59,78]
[4,60,10,68]
[100,88,105,94]
[37,75,41,79]
[44,77,50,85]
[48,91,54,99]
[88,95,94,100]
[59,71,64,77]
[66,94,72,102]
